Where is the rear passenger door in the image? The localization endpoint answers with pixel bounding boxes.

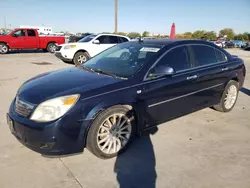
[25,29,39,49]
[189,44,230,107]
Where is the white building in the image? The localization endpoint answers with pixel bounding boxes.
[20,25,53,35]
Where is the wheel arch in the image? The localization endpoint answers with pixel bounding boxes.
[74,49,90,56]
[46,41,56,48]
[0,41,10,48]
[82,101,140,147]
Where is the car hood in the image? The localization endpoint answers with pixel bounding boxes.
[18,67,121,104]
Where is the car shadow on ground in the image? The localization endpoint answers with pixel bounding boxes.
[8,49,48,54]
[240,87,250,96]
[114,127,158,188]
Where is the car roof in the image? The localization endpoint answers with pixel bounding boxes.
[97,33,130,38]
[128,39,217,47]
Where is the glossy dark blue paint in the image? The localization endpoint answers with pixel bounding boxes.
[8,39,246,155]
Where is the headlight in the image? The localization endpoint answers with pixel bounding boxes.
[30,94,79,122]
[64,45,76,50]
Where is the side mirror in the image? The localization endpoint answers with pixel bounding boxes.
[93,40,100,44]
[149,66,175,78]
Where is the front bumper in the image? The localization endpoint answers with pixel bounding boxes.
[8,100,91,156]
[55,52,72,62]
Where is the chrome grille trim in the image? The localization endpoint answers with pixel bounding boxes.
[15,97,35,117]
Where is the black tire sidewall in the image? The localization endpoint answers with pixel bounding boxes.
[86,106,136,159]
[73,52,90,66]
[0,43,9,54]
[220,80,239,112]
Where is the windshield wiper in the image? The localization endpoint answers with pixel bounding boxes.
[92,69,127,79]
[81,65,127,79]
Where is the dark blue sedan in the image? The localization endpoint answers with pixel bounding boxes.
[7,39,246,159]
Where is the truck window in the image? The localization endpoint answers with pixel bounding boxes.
[13,30,25,37]
[27,30,36,37]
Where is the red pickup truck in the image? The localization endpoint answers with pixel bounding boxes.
[0,28,65,54]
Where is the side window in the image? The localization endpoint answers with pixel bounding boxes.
[154,46,190,72]
[107,36,118,44]
[192,45,218,66]
[27,30,36,37]
[118,37,129,43]
[215,49,227,62]
[13,30,26,37]
[97,36,109,44]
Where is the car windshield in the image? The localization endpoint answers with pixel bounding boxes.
[78,34,97,43]
[82,42,163,78]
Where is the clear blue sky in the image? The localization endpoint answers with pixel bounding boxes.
[1,0,250,34]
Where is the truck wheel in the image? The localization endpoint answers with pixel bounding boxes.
[86,105,136,159]
[0,43,9,54]
[213,80,239,112]
[47,43,57,53]
[73,51,90,67]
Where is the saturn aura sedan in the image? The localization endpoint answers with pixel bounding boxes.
[7,39,245,159]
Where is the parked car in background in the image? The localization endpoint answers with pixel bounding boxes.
[8,39,246,159]
[68,33,91,43]
[232,40,244,48]
[244,42,250,51]
[224,41,236,48]
[55,33,130,66]
[0,28,65,54]
[209,40,223,48]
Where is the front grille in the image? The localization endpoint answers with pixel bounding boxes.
[55,46,62,51]
[15,97,34,117]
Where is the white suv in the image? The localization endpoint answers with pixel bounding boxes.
[55,34,130,66]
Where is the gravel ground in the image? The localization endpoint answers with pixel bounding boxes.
[0,49,250,188]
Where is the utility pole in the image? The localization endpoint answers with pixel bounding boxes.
[114,0,118,33]
[4,16,6,30]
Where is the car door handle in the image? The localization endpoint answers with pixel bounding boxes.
[187,75,198,80]
[222,67,229,71]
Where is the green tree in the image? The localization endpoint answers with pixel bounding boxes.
[116,32,127,36]
[192,30,206,39]
[183,32,193,39]
[219,28,235,40]
[203,31,217,40]
[142,31,150,37]
[127,32,141,38]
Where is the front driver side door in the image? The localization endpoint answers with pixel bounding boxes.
[9,29,27,49]
[138,45,202,128]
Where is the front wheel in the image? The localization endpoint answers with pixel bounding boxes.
[0,43,9,54]
[86,106,136,159]
[213,80,239,112]
[73,52,90,67]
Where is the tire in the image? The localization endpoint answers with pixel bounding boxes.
[0,43,9,54]
[46,43,57,53]
[73,51,90,67]
[86,105,136,159]
[213,80,239,112]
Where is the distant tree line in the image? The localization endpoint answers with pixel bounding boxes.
[176,28,250,41]
[112,28,249,41]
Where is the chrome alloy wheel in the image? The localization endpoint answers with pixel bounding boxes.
[97,113,132,155]
[224,85,237,109]
[78,55,87,64]
[0,44,8,53]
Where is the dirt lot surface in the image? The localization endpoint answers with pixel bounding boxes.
[0,49,250,188]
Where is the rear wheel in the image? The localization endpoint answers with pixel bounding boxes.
[213,80,239,112]
[0,43,9,54]
[73,51,90,67]
[46,43,57,53]
[86,106,136,159]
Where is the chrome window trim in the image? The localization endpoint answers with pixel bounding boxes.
[143,43,228,81]
[148,83,224,108]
